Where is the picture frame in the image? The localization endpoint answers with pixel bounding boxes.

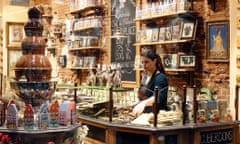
[151,28,159,42]
[237,16,240,29]
[172,24,182,40]
[136,30,142,43]
[145,28,153,42]
[206,20,229,62]
[179,55,196,67]
[238,0,240,9]
[237,35,240,48]
[6,22,25,48]
[58,55,67,67]
[9,0,30,7]
[237,55,240,68]
[158,27,165,41]
[7,49,22,77]
[162,54,178,69]
[181,20,197,40]
[164,26,172,41]
[140,29,147,42]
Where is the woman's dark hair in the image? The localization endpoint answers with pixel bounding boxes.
[140,46,166,74]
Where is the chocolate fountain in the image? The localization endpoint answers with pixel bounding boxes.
[10,7,54,107]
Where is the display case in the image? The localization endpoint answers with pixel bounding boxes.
[76,86,240,144]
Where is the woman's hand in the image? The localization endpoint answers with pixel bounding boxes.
[132,101,145,117]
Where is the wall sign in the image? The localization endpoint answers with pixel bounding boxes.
[111,0,136,82]
[200,129,233,144]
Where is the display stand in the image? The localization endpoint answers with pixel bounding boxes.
[0,125,80,144]
[79,84,239,144]
[79,115,239,144]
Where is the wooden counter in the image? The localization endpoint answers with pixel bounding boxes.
[79,115,240,144]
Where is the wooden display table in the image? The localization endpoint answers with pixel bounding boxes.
[79,115,240,144]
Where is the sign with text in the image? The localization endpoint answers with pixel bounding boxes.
[200,128,233,144]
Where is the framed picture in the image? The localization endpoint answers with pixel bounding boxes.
[136,30,142,43]
[9,0,30,7]
[151,28,159,42]
[8,49,22,77]
[172,24,182,40]
[6,22,25,48]
[237,16,240,29]
[162,54,178,69]
[206,20,229,62]
[140,29,147,42]
[58,55,67,67]
[238,0,240,9]
[164,26,172,41]
[145,28,153,42]
[179,55,196,67]
[158,27,165,41]
[181,20,197,40]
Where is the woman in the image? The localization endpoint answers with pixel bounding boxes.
[132,46,168,116]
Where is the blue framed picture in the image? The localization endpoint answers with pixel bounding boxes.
[206,20,229,62]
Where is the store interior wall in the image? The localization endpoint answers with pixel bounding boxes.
[230,0,239,120]
[0,0,239,119]
[1,0,29,95]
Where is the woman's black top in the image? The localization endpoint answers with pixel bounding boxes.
[138,71,168,112]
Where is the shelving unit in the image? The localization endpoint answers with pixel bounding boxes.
[135,0,198,86]
[135,39,192,46]
[67,2,105,84]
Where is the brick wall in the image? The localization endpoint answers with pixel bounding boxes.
[48,0,230,100]
[190,0,229,100]
[48,0,110,85]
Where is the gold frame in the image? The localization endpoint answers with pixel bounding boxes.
[7,49,22,77]
[206,20,229,62]
[6,22,24,48]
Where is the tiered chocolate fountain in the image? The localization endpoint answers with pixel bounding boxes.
[10,7,54,108]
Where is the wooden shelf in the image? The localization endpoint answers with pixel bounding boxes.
[42,15,53,18]
[135,68,195,72]
[14,67,51,70]
[46,46,58,50]
[68,66,96,70]
[83,137,105,144]
[56,85,126,91]
[134,39,192,46]
[165,68,195,72]
[135,10,193,21]
[70,5,104,14]
[73,26,102,32]
[69,46,102,51]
